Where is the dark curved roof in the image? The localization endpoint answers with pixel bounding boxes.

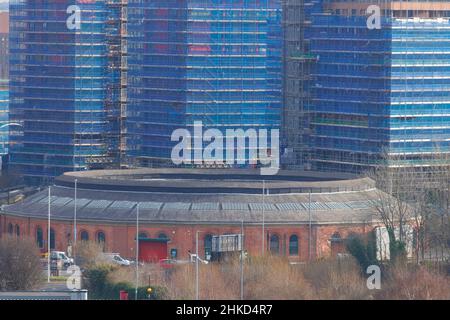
[1,169,382,225]
[55,168,373,195]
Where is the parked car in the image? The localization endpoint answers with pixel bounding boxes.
[188,253,209,265]
[50,251,74,268]
[159,258,190,269]
[104,253,132,266]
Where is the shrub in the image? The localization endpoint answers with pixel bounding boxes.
[346,234,377,271]
[74,240,108,269]
[376,264,450,300]
[83,264,168,300]
[0,236,44,291]
[83,264,116,299]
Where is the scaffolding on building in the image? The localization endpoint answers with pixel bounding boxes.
[282,0,319,169]
[105,0,128,168]
[307,0,450,173]
[126,0,283,168]
[8,0,127,183]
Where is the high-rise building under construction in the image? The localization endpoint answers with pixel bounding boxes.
[9,0,283,180]
[306,0,450,173]
[8,0,450,182]
[0,79,8,160]
[9,0,126,183]
[126,0,283,167]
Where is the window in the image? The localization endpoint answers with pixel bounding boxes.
[330,232,342,242]
[97,231,106,244]
[50,228,56,250]
[289,235,299,256]
[330,232,344,256]
[269,234,279,254]
[15,225,20,237]
[36,227,44,248]
[138,232,148,239]
[7,223,13,235]
[158,232,168,239]
[204,234,212,260]
[80,230,89,242]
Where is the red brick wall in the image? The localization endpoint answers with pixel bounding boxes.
[0,214,377,262]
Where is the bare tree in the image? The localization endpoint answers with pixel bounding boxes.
[424,156,450,264]
[0,236,44,291]
[368,150,450,265]
[74,240,109,269]
[369,166,411,235]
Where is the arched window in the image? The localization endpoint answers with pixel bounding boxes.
[15,225,20,238]
[97,231,106,244]
[7,223,13,235]
[96,231,106,251]
[330,232,342,242]
[289,235,299,256]
[158,232,168,240]
[50,228,56,250]
[80,230,89,242]
[138,232,148,239]
[204,234,212,260]
[269,234,280,254]
[330,232,344,256]
[36,227,44,249]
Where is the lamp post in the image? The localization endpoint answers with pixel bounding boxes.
[194,230,208,300]
[47,186,51,283]
[308,190,312,261]
[196,230,200,300]
[73,178,77,264]
[135,203,140,300]
[262,180,265,255]
[240,213,244,300]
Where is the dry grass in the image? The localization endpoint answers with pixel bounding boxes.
[375,264,450,300]
[75,241,110,269]
[101,254,449,300]
[303,258,371,300]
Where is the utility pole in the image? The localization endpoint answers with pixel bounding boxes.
[47,186,51,283]
[240,213,244,300]
[262,180,265,255]
[308,190,312,261]
[135,203,139,300]
[73,178,77,263]
[195,230,200,300]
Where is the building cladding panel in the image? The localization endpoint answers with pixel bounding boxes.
[0,12,8,80]
[307,0,450,173]
[126,0,283,165]
[8,0,121,184]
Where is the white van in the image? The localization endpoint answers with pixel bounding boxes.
[50,251,74,268]
[103,253,132,266]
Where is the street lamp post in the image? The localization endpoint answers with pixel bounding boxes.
[240,213,244,300]
[262,180,265,255]
[73,178,77,264]
[196,230,200,300]
[47,186,51,283]
[308,190,312,261]
[135,203,140,300]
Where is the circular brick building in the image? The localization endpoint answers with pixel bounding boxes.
[0,169,384,262]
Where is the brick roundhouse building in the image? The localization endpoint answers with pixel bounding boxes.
[0,169,386,262]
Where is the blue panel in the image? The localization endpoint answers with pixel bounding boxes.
[126,0,283,165]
